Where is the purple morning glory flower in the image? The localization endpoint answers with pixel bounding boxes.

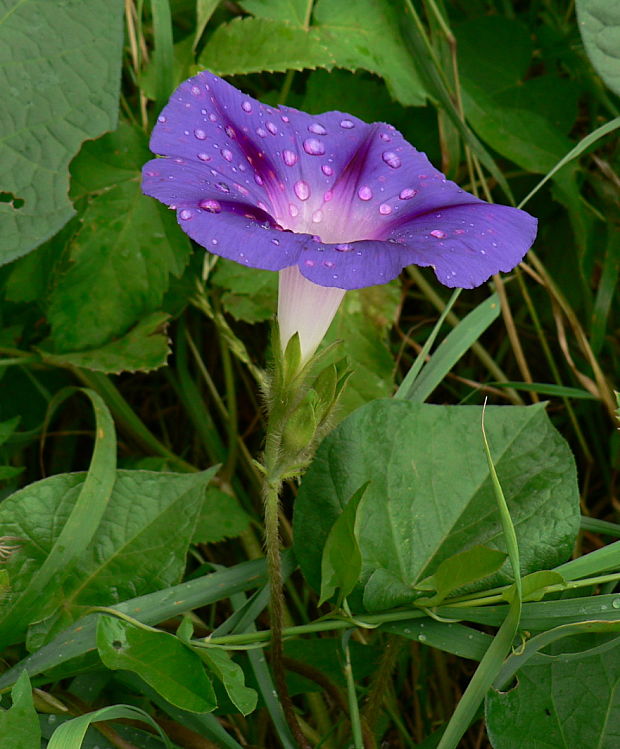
[142,72,537,362]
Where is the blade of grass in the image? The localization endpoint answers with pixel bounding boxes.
[47,704,172,749]
[436,404,522,749]
[400,294,501,402]
[0,388,116,649]
[518,117,620,209]
[342,631,364,749]
[580,516,620,538]
[150,0,174,113]
[491,382,598,400]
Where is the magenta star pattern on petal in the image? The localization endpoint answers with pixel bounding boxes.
[142,71,537,292]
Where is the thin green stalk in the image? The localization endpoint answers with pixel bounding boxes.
[343,634,364,749]
[216,308,240,481]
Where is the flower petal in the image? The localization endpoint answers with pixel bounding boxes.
[390,202,538,288]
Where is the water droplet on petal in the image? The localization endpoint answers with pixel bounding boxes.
[254,174,264,186]
[321,164,333,176]
[358,186,373,201]
[256,127,267,137]
[221,149,233,162]
[209,113,217,122]
[266,121,278,135]
[190,85,201,96]
[340,119,354,129]
[194,129,207,140]
[271,238,280,245]
[379,203,392,215]
[453,228,465,235]
[197,152,211,161]
[282,149,298,166]
[430,229,447,239]
[324,260,334,268]
[179,209,192,220]
[335,243,353,252]
[294,180,310,201]
[157,115,167,123]
[199,199,221,213]
[382,151,401,168]
[281,114,290,122]
[305,259,315,266]
[312,209,323,223]
[303,138,325,156]
[399,188,417,200]
[242,100,252,113]
[216,182,230,193]
[308,122,327,135]
[324,190,333,202]
[289,203,299,217]
[211,238,218,246]
[225,125,236,139]
[380,132,391,142]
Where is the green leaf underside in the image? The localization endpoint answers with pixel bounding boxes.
[0,0,124,264]
[199,0,426,106]
[486,637,620,748]
[576,0,620,97]
[293,401,580,612]
[97,616,217,713]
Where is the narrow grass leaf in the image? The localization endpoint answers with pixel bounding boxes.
[0,388,116,648]
[47,705,172,749]
[402,295,501,403]
[150,0,175,112]
[491,381,598,400]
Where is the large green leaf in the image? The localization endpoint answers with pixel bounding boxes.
[97,616,217,713]
[293,401,580,611]
[0,467,217,647]
[486,637,620,748]
[0,0,124,264]
[577,0,620,97]
[46,123,192,352]
[199,0,426,106]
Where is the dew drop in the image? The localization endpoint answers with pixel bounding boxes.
[257,201,269,212]
[199,199,221,213]
[256,127,268,138]
[208,113,217,122]
[266,121,278,135]
[340,119,354,129]
[157,115,167,123]
[453,228,465,235]
[254,174,264,186]
[190,85,201,96]
[335,243,353,252]
[305,259,315,266]
[216,182,230,193]
[211,238,218,246]
[321,164,333,176]
[282,149,298,166]
[379,203,392,215]
[308,122,327,135]
[303,138,325,156]
[179,209,192,220]
[294,180,310,201]
[379,132,391,142]
[197,152,211,161]
[323,260,334,268]
[430,229,447,239]
[382,151,401,168]
[418,634,427,642]
[358,185,373,201]
[289,203,299,217]
[312,209,323,223]
[281,114,290,122]
[399,188,417,200]
[324,190,333,202]
[225,125,236,139]
[271,238,280,245]
[612,598,620,609]
[241,100,252,113]
[194,129,207,140]
[221,148,233,162]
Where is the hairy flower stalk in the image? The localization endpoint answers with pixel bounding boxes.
[142,70,537,746]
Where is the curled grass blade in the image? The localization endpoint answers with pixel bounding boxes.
[0,388,116,649]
